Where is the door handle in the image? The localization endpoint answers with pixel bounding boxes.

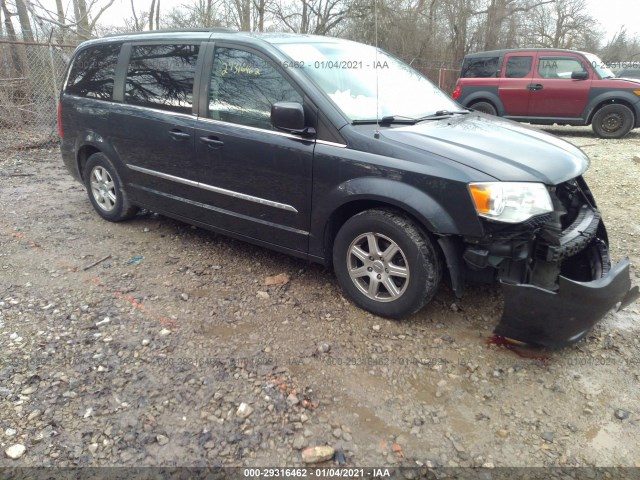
[200,136,225,148]
[168,129,191,140]
[527,84,544,91]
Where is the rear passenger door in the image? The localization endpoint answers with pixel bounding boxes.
[498,53,534,116]
[109,43,202,214]
[193,43,314,252]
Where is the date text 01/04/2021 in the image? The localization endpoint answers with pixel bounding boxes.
[242,468,392,477]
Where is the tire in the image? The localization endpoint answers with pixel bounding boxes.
[470,101,497,115]
[332,209,442,319]
[592,104,634,139]
[84,152,138,222]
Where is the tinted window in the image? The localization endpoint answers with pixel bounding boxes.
[125,44,200,113]
[65,43,121,99]
[209,47,302,130]
[538,57,587,79]
[505,56,533,78]
[461,56,500,78]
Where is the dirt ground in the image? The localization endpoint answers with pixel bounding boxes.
[1,125,639,470]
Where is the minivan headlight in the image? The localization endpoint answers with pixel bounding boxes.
[468,182,553,223]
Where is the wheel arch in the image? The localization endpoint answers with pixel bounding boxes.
[314,178,466,268]
[585,94,640,126]
[462,93,505,116]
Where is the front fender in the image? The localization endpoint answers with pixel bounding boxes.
[309,176,483,259]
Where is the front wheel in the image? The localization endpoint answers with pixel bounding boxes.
[333,209,442,319]
[84,153,138,222]
[592,104,634,139]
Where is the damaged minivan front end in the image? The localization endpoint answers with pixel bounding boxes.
[460,176,639,347]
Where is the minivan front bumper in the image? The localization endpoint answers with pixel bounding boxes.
[495,259,639,347]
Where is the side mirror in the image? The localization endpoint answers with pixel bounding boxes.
[271,101,315,135]
[571,71,589,80]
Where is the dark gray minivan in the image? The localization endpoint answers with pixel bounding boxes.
[59,29,638,347]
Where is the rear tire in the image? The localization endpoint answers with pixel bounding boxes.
[592,104,634,139]
[471,101,497,115]
[84,153,138,222]
[333,209,442,319]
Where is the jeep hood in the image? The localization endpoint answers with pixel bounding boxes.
[381,113,589,184]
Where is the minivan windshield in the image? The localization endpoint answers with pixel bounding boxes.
[276,41,461,122]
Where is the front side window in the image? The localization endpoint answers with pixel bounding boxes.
[65,43,121,99]
[538,57,587,79]
[125,44,200,113]
[505,56,533,78]
[209,47,302,130]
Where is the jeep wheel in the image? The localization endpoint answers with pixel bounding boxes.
[471,101,497,115]
[333,209,442,319]
[592,104,634,139]
[84,153,138,222]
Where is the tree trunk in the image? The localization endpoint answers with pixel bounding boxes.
[149,0,156,29]
[55,0,66,42]
[76,0,90,37]
[16,0,34,42]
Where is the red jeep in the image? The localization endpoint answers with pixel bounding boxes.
[453,48,640,139]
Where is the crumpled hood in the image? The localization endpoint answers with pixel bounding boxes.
[381,113,589,184]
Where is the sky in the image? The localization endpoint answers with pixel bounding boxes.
[585,0,639,38]
[45,0,640,40]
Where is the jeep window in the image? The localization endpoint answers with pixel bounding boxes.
[125,44,200,113]
[505,56,533,78]
[538,57,587,79]
[209,47,302,130]
[276,42,459,122]
[461,56,500,78]
[65,43,121,100]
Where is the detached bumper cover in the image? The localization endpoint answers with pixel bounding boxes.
[495,259,640,347]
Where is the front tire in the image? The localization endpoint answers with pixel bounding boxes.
[592,104,634,139]
[333,209,442,319]
[84,153,138,222]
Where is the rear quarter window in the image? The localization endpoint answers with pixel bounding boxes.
[65,43,121,99]
[461,56,500,78]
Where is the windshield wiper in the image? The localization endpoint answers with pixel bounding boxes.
[416,109,470,121]
[352,115,417,125]
[352,110,470,126]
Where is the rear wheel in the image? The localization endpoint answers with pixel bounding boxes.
[84,153,138,222]
[592,104,634,139]
[333,209,442,319]
[471,101,497,115]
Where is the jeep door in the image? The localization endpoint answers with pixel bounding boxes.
[194,43,314,253]
[498,53,534,116]
[109,43,203,215]
[527,53,592,118]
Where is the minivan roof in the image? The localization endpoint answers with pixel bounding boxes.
[80,29,348,49]
[464,48,591,58]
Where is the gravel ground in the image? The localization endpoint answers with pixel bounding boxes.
[1,125,639,469]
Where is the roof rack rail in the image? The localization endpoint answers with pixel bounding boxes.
[104,27,236,38]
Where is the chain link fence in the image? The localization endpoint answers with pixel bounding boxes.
[0,38,77,150]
